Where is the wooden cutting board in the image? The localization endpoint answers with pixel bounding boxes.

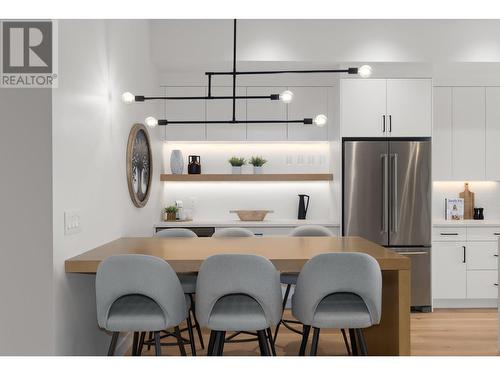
[459,183,475,220]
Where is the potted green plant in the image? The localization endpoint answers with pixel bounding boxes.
[163,205,178,221]
[228,156,246,174]
[249,156,267,174]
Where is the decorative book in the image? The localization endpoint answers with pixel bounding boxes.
[445,198,464,220]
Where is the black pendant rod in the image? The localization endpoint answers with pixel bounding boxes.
[232,19,237,122]
[135,95,280,101]
[157,118,313,126]
[206,68,358,76]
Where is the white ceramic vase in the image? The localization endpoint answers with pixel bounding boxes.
[170,150,184,174]
[253,166,263,174]
[232,166,242,174]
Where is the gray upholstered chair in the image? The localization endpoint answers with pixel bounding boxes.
[153,228,204,350]
[195,254,282,356]
[212,227,255,238]
[292,252,382,355]
[274,225,335,343]
[96,254,191,356]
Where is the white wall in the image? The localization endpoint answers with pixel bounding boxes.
[0,88,54,354]
[52,20,162,355]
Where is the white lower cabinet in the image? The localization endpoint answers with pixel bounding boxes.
[467,270,499,299]
[432,241,467,299]
[433,225,499,306]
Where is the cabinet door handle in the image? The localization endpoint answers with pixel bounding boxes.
[254,233,263,236]
[440,233,458,236]
[494,233,500,236]
[494,283,499,287]
[462,246,466,263]
[382,115,386,133]
[389,114,392,132]
[494,254,498,257]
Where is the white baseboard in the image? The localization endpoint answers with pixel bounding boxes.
[433,298,498,308]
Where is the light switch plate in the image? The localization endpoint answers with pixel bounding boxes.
[64,210,82,235]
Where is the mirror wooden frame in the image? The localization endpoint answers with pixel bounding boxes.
[126,123,153,208]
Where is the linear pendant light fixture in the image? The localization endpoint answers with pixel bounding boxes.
[122,20,372,128]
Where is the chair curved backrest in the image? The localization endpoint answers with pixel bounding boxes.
[290,225,333,237]
[195,254,282,327]
[155,228,198,238]
[212,227,255,238]
[96,254,186,330]
[292,252,382,326]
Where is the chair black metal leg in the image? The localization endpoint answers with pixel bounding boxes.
[107,332,119,356]
[341,329,351,356]
[211,331,223,356]
[186,315,197,356]
[207,330,216,356]
[266,328,276,356]
[147,332,153,351]
[355,329,368,355]
[310,327,320,356]
[348,328,358,356]
[217,331,226,356]
[174,326,187,356]
[257,330,270,356]
[299,325,310,356]
[189,294,205,350]
[137,332,145,356]
[273,284,292,342]
[132,332,139,356]
[154,331,161,356]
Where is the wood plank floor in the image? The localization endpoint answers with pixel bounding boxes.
[135,309,498,356]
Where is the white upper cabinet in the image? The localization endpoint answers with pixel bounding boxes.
[341,78,432,138]
[206,86,246,141]
[452,87,485,181]
[386,79,432,137]
[163,86,206,141]
[246,86,288,141]
[432,87,453,180]
[486,87,500,180]
[287,86,329,141]
[341,79,387,137]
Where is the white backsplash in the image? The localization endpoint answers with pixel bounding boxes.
[433,181,500,221]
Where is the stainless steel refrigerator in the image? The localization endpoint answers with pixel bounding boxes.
[342,138,432,311]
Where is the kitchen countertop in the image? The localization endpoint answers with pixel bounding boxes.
[433,220,500,227]
[154,219,340,228]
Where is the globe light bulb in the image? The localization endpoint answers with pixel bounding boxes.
[121,92,135,103]
[358,65,373,78]
[145,116,158,127]
[279,90,294,103]
[313,114,327,127]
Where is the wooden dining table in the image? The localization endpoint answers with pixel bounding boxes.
[65,235,411,355]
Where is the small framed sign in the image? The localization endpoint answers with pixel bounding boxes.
[445,198,464,220]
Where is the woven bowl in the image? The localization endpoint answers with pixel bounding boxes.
[230,210,274,221]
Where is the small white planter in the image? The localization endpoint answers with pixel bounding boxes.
[253,166,263,174]
[232,166,242,174]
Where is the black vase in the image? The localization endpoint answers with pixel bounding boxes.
[188,155,201,174]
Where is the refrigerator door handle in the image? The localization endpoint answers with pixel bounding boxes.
[391,153,398,233]
[381,154,388,233]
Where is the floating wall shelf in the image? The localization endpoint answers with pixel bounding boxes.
[160,173,333,182]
